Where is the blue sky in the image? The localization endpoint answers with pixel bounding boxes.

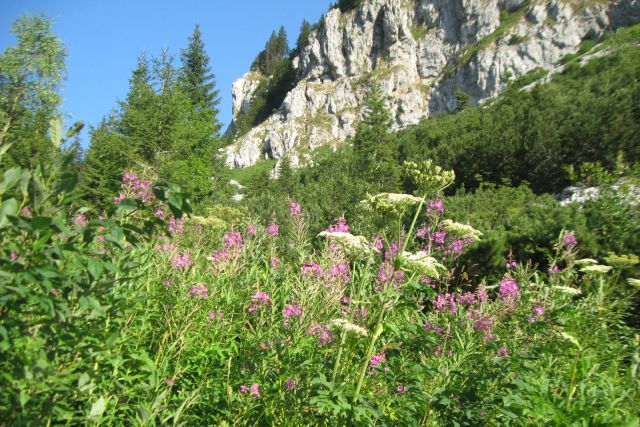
[0,0,330,145]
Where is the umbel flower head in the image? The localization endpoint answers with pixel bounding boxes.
[580,264,613,274]
[318,231,371,256]
[440,220,483,241]
[398,251,445,278]
[330,318,368,337]
[360,193,423,217]
[403,160,455,195]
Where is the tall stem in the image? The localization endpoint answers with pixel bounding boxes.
[402,193,427,254]
[331,331,347,383]
[353,305,385,402]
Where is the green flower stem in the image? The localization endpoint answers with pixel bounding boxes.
[353,305,386,403]
[401,193,427,254]
[331,331,348,383]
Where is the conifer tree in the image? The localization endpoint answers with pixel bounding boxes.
[179,24,220,115]
[353,81,399,191]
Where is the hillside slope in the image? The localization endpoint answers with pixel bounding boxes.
[224,0,640,171]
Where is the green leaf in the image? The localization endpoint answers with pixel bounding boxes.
[1,167,22,195]
[28,176,44,210]
[88,396,106,420]
[65,121,84,139]
[87,259,103,280]
[0,198,18,226]
[50,117,63,148]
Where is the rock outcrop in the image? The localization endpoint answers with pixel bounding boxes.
[224,0,640,170]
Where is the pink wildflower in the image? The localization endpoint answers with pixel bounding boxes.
[9,251,18,262]
[498,278,520,302]
[74,214,87,227]
[285,379,297,391]
[189,285,209,299]
[369,353,386,367]
[325,216,349,233]
[251,291,270,304]
[171,252,192,270]
[113,193,125,204]
[306,321,335,346]
[239,384,248,394]
[283,304,302,319]
[250,383,261,398]
[246,224,257,235]
[51,288,58,296]
[427,199,444,213]
[266,223,279,236]
[562,233,578,248]
[289,202,302,217]
[498,347,509,357]
[396,385,408,393]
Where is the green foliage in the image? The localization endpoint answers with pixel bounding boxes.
[0,14,67,169]
[0,137,191,423]
[81,30,225,209]
[335,0,366,12]
[397,29,640,193]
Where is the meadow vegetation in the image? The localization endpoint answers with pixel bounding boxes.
[0,11,639,427]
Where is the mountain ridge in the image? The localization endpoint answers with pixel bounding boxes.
[224,0,640,171]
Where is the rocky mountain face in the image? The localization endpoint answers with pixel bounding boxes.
[224,0,640,170]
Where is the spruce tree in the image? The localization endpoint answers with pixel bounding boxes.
[118,53,157,162]
[179,24,220,115]
[352,81,399,191]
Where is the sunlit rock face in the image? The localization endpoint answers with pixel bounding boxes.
[224,0,640,170]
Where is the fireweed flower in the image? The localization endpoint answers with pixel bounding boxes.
[562,233,578,249]
[250,384,261,397]
[224,231,244,248]
[306,321,335,346]
[499,278,520,301]
[399,251,445,279]
[377,261,405,290]
[171,252,192,270]
[506,260,518,269]
[266,223,279,236]
[74,214,87,227]
[498,347,509,357]
[426,199,444,213]
[189,285,209,299]
[9,251,17,262]
[239,384,248,394]
[325,216,350,233]
[168,216,186,236]
[252,291,270,304]
[548,266,561,275]
[285,379,297,391]
[246,224,257,235]
[396,385,408,393]
[289,202,302,217]
[113,193,125,204]
[369,353,386,367]
[283,304,302,319]
[360,193,423,217]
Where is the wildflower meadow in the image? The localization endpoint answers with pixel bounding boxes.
[1,147,638,425]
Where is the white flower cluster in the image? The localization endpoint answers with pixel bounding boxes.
[580,264,613,274]
[360,193,423,216]
[330,318,368,337]
[318,231,371,256]
[403,160,456,194]
[440,219,483,241]
[399,251,445,278]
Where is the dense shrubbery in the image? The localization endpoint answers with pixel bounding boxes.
[2,157,638,424]
[396,25,640,193]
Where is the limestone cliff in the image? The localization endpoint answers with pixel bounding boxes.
[224,0,640,170]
